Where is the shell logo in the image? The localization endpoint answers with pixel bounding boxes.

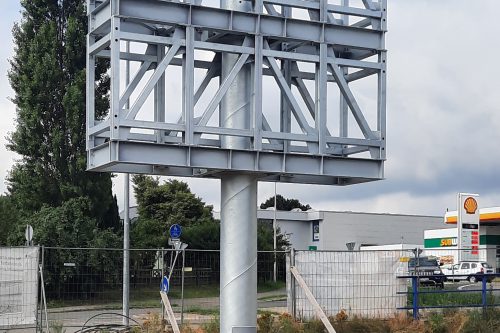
[464,197,478,214]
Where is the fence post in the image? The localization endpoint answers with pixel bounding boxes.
[161,248,165,321]
[181,249,185,326]
[481,276,487,315]
[411,276,419,320]
[290,248,296,319]
[39,246,45,333]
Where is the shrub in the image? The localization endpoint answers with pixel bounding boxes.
[142,312,167,333]
[461,309,500,333]
[202,317,220,333]
[274,313,302,333]
[257,312,274,333]
[427,312,447,333]
[303,319,326,333]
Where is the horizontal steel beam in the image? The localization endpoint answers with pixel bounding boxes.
[88,141,384,185]
[102,0,384,51]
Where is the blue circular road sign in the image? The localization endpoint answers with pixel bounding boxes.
[160,276,169,293]
[169,224,182,239]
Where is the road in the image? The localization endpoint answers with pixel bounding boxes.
[451,280,500,295]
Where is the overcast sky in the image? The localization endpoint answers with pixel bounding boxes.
[1,1,499,217]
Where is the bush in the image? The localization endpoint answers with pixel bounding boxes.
[427,312,447,333]
[257,312,274,333]
[461,309,500,333]
[274,313,302,333]
[202,317,220,333]
[303,319,326,333]
[333,316,390,333]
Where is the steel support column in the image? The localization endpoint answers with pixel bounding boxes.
[220,0,257,331]
[220,174,257,332]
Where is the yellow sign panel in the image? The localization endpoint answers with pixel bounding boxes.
[440,238,456,247]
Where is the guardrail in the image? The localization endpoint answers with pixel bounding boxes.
[397,273,500,319]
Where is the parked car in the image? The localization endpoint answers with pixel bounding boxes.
[441,262,494,283]
[440,264,457,281]
[408,256,446,288]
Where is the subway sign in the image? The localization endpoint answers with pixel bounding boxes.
[440,238,457,247]
[424,237,458,248]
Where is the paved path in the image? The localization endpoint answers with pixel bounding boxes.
[34,288,288,332]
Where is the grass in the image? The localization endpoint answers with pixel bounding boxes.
[407,284,496,308]
[257,281,286,293]
[169,284,219,299]
[47,281,285,310]
[184,306,219,316]
[258,294,286,301]
[47,287,163,309]
[169,281,285,299]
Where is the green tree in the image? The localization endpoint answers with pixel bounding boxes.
[131,176,216,249]
[132,175,290,251]
[256,223,290,251]
[0,196,20,246]
[12,197,122,296]
[7,0,117,234]
[260,194,312,211]
[182,220,221,250]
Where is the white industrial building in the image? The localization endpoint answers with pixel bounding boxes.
[122,205,500,269]
[213,209,448,251]
[122,207,448,251]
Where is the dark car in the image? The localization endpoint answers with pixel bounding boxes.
[408,256,446,288]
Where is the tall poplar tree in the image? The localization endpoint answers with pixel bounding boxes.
[7,0,119,237]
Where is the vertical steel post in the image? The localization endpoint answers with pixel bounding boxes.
[123,179,130,325]
[339,0,349,143]
[38,246,45,333]
[161,248,165,321]
[481,277,487,314]
[290,248,296,319]
[220,1,257,332]
[273,183,277,283]
[181,249,186,326]
[411,276,419,320]
[123,42,131,326]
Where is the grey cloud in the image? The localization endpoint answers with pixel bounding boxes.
[2,1,500,217]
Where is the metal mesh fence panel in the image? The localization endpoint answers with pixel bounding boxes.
[288,250,408,319]
[2,245,500,329]
[0,247,287,330]
[0,247,39,329]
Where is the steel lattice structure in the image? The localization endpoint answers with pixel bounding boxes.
[86,0,386,184]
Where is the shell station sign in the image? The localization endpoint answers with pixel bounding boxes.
[458,193,480,262]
